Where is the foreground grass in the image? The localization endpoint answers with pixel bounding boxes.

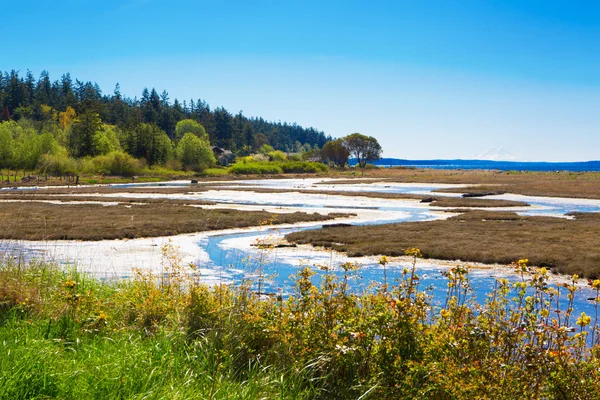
[2,254,600,399]
[286,210,600,278]
[0,201,345,240]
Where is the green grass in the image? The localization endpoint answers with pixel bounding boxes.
[203,167,229,176]
[0,323,281,399]
[228,161,328,175]
[3,254,600,399]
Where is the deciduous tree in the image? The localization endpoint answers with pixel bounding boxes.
[342,133,382,168]
[175,132,215,171]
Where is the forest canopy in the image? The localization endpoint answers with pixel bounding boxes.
[0,70,330,174]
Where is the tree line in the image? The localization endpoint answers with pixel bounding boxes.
[0,70,330,161]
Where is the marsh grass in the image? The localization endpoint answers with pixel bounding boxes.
[3,249,600,399]
[0,201,344,240]
[318,168,600,200]
[286,210,600,278]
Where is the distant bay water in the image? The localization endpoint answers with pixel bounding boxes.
[350,158,600,172]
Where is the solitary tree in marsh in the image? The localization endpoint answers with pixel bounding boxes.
[342,132,382,168]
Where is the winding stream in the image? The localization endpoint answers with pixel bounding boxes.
[3,178,600,316]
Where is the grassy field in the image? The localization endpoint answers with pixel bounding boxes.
[286,210,600,278]
[2,256,600,399]
[0,201,344,241]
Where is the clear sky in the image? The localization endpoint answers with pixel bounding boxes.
[5,0,599,161]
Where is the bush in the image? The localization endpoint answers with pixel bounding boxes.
[86,151,142,176]
[164,159,183,171]
[228,162,283,175]
[228,161,328,175]
[250,154,269,163]
[268,150,287,162]
[278,161,328,173]
[37,150,78,176]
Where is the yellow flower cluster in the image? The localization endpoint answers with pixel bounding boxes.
[64,280,78,289]
[577,312,592,327]
[404,248,422,258]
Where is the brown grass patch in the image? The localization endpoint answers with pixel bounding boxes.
[286,210,600,278]
[320,169,600,200]
[0,202,345,241]
[206,187,529,208]
[0,192,216,206]
[0,186,529,208]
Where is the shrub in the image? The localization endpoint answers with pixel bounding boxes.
[37,149,78,176]
[163,159,183,171]
[228,161,328,175]
[250,153,269,163]
[228,162,283,175]
[84,151,142,176]
[279,161,328,173]
[267,150,287,162]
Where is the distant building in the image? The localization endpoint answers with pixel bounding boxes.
[212,146,235,166]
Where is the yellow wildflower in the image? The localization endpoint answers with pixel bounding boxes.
[576,312,592,327]
[64,280,77,289]
[404,248,422,258]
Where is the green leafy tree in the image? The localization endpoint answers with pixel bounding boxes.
[174,119,208,141]
[14,131,59,171]
[321,139,350,167]
[0,122,15,168]
[175,132,215,171]
[342,133,382,168]
[93,124,122,155]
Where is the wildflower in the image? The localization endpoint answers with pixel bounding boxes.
[440,309,451,318]
[97,312,108,323]
[404,248,422,258]
[592,280,600,290]
[64,280,77,289]
[576,312,592,327]
[378,256,389,265]
[404,247,423,258]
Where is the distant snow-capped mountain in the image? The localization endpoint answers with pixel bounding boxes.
[474,147,525,162]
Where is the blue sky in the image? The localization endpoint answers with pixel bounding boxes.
[5,0,600,161]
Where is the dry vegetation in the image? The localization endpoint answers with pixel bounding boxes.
[286,210,600,277]
[321,168,600,199]
[194,187,530,208]
[0,201,344,240]
[0,185,530,208]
